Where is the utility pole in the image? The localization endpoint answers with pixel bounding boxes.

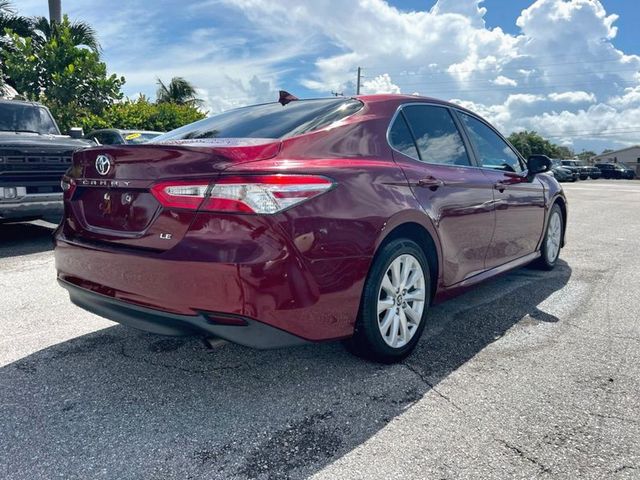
[356,67,362,95]
[48,0,62,24]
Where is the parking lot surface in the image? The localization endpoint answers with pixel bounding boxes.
[1,180,639,479]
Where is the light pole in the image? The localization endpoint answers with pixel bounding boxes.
[48,0,61,24]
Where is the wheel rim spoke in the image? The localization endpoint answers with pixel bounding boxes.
[404,304,420,325]
[399,309,409,342]
[388,314,399,346]
[404,289,425,302]
[381,274,395,295]
[391,260,401,287]
[377,298,395,315]
[379,309,394,335]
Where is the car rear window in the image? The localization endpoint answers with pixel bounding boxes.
[153,98,363,142]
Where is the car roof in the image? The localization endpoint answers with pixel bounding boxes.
[88,128,164,135]
[0,98,47,108]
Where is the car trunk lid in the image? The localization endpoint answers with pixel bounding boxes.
[64,139,280,250]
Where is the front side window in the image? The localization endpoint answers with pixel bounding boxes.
[153,98,363,142]
[401,105,471,166]
[459,113,524,173]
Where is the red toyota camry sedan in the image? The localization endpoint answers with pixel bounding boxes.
[55,94,566,362]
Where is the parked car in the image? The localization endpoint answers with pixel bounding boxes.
[561,160,589,180]
[584,165,601,179]
[551,160,578,182]
[594,163,635,179]
[85,129,163,145]
[616,163,636,180]
[55,95,567,363]
[0,99,93,223]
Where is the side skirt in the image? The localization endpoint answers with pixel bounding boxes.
[433,251,541,304]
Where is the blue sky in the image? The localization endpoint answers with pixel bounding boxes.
[14,0,640,152]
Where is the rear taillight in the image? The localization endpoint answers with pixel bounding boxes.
[151,175,334,214]
[61,177,76,199]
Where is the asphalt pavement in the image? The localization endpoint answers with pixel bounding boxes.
[1,180,639,479]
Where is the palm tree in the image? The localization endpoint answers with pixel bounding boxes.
[1,1,34,88]
[0,1,34,37]
[156,77,203,106]
[48,0,61,24]
[31,16,100,52]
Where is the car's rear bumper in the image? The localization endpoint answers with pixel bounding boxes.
[0,193,63,220]
[58,279,309,348]
[54,225,369,343]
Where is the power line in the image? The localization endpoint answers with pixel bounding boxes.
[363,68,640,85]
[544,131,640,138]
[391,79,638,94]
[362,56,637,75]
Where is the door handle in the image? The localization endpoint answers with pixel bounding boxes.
[494,181,507,192]
[417,177,445,190]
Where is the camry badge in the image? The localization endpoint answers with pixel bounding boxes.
[95,155,111,176]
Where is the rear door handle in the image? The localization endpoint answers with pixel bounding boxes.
[417,177,445,189]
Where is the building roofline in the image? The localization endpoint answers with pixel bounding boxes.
[592,145,640,159]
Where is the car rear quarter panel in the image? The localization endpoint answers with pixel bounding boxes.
[220,141,432,338]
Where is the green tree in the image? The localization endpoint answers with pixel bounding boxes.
[555,146,574,159]
[601,149,614,154]
[1,1,34,86]
[3,16,124,131]
[156,77,203,106]
[577,151,597,161]
[0,1,32,37]
[30,15,100,52]
[508,130,572,159]
[80,97,206,133]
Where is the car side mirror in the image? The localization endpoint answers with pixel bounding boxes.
[68,127,84,139]
[527,155,552,176]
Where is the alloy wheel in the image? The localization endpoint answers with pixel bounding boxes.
[377,254,426,349]
[546,211,562,262]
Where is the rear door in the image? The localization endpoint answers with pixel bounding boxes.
[389,104,496,286]
[456,111,546,267]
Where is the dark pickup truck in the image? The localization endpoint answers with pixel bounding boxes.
[0,99,92,223]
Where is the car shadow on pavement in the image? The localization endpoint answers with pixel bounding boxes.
[0,222,55,259]
[0,261,571,480]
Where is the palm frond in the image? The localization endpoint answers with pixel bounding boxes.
[156,77,202,106]
[69,20,100,52]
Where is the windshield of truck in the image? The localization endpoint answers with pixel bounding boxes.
[0,102,60,135]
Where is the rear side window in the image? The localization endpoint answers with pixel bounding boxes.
[459,113,524,173]
[153,98,363,141]
[400,105,471,166]
[388,114,419,159]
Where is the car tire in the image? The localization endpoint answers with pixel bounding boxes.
[534,204,563,271]
[346,238,431,363]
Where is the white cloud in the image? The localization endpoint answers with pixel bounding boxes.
[492,76,518,87]
[13,0,640,149]
[361,74,401,94]
[548,91,597,103]
[217,0,640,148]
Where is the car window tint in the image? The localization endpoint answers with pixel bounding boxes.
[459,113,524,173]
[401,105,471,166]
[91,132,106,144]
[153,99,363,141]
[108,132,124,144]
[388,113,419,159]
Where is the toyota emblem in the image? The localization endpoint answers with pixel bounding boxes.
[95,155,111,176]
